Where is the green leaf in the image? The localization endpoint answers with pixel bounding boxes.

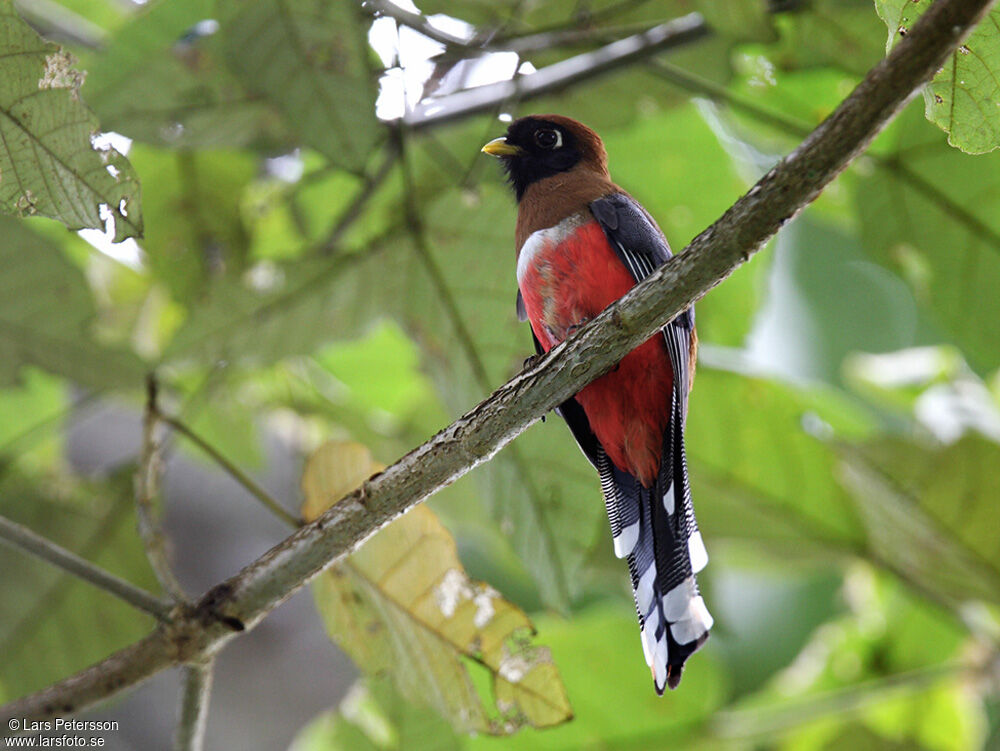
[715,571,973,747]
[770,0,885,76]
[864,677,987,751]
[0,216,146,390]
[290,679,462,751]
[695,0,776,43]
[876,0,1000,154]
[747,216,922,385]
[687,369,869,555]
[712,566,844,699]
[855,104,1000,374]
[312,322,437,418]
[0,1,141,239]
[127,145,256,302]
[465,606,727,750]
[839,434,1000,607]
[163,247,386,365]
[302,441,572,735]
[12,0,127,43]
[291,710,381,751]
[0,469,160,698]
[0,368,65,463]
[84,0,285,150]
[216,0,380,172]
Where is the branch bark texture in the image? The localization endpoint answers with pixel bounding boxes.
[174,662,214,751]
[1,0,993,728]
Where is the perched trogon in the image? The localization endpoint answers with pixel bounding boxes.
[483,115,712,692]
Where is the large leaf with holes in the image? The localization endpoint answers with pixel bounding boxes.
[302,441,571,734]
[876,0,1000,154]
[839,434,1000,607]
[0,469,160,699]
[856,105,1000,374]
[0,1,141,239]
[216,0,380,172]
[0,217,146,389]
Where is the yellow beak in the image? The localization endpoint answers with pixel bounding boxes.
[481,137,524,157]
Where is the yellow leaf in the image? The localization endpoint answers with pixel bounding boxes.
[301,441,382,522]
[302,441,572,735]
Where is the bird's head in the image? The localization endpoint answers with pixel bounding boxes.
[482,115,609,201]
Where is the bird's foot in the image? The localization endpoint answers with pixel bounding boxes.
[564,317,592,337]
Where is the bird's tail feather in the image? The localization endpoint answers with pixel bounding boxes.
[599,389,712,693]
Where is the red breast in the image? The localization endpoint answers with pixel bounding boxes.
[518,215,673,485]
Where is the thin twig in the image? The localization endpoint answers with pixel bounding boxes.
[136,376,187,602]
[13,0,107,49]
[1,0,992,725]
[320,145,399,255]
[713,661,970,740]
[174,661,215,751]
[403,13,709,129]
[0,514,172,620]
[368,0,669,55]
[154,410,302,528]
[499,22,673,54]
[365,0,473,48]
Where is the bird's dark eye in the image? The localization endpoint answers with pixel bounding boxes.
[534,128,561,149]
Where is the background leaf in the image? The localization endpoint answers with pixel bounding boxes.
[216,0,380,173]
[83,0,285,150]
[857,105,1000,374]
[0,469,159,699]
[0,216,146,389]
[290,679,462,751]
[839,434,1000,607]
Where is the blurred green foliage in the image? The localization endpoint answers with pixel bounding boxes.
[1,0,999,748]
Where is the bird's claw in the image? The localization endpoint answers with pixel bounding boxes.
[521,355,545,421]
[564,317,591,337]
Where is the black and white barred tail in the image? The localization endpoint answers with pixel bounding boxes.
[599,383,712,692]
[543,191,712,692]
